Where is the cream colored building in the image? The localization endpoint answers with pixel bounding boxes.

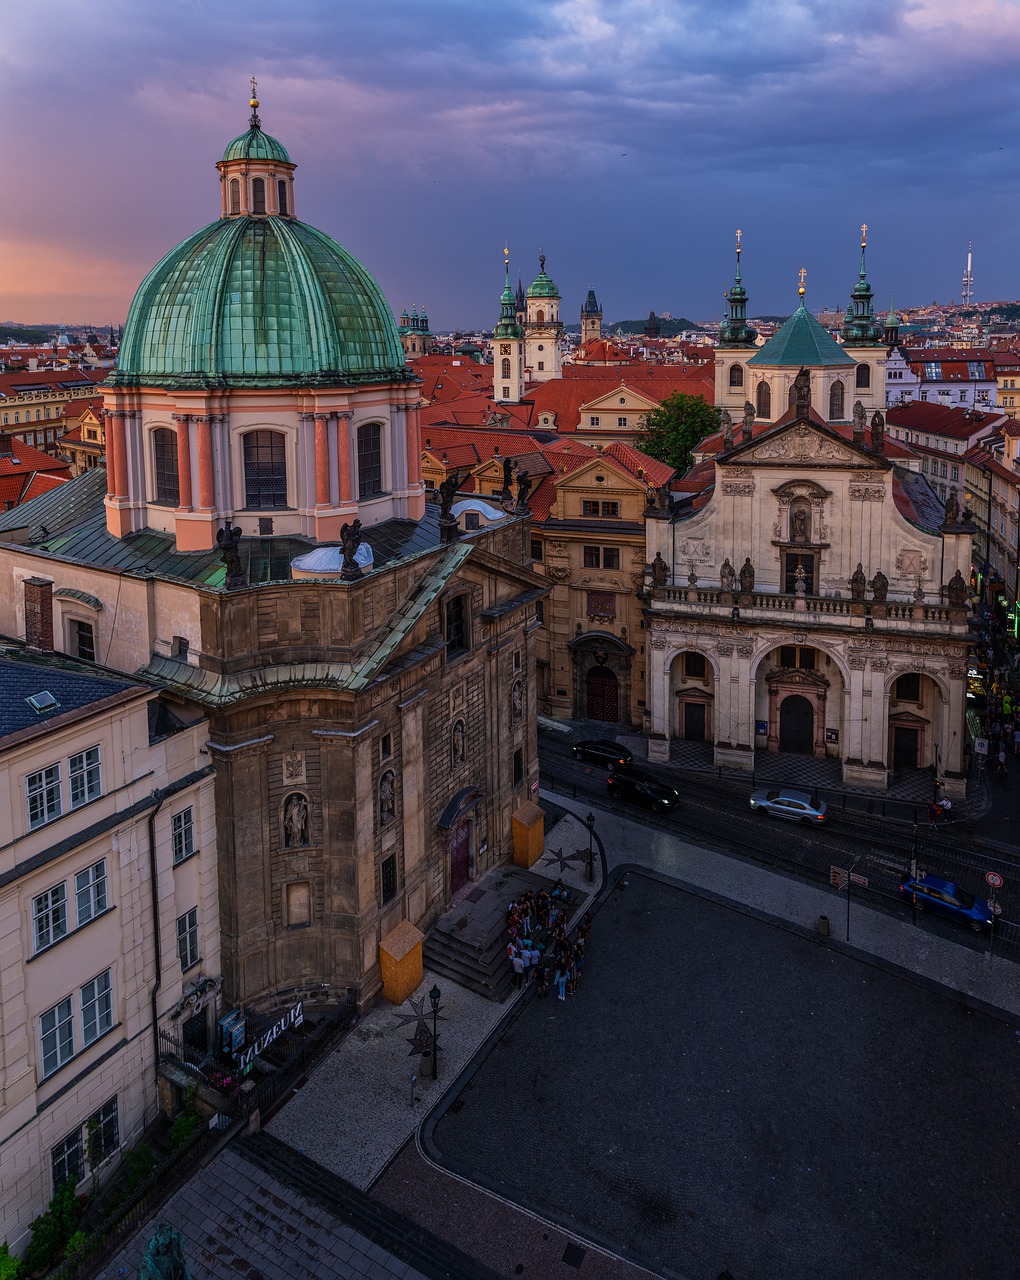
[0,629,217,1253]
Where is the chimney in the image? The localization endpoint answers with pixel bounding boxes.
[0,431,13,457]
[24,577,54,652]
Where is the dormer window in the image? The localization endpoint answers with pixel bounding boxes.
[251,178,266,215]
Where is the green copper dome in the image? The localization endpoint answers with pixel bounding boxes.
[114,215,409,387]
[526,253,559,299]
[222,126,292,165]
[748,304,854,367]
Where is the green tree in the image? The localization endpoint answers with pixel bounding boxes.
[636,393,720,475]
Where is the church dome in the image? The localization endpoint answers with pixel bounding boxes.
[221,125,292,165]
[526,254,559,299]
[115,217,407,386]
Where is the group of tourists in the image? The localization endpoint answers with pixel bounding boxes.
[506,883,593,1003]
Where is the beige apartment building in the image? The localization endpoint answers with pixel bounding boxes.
[0,625,217,1253]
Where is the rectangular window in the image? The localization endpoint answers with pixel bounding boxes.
[535,600,544,624]
[176,908,200,972]
[70,619,96,662]
[951,466,959,482]
[923,362,940,380]
[581,500,599,516]
[357,423,384,498]
[27,764,62,828]
[537,361,544,371]
[80,970,113,1047]
[583,545,601,568]
[617,416,627,429]
[513,748,524,786]
[381,854,397,903]
[88,1097,119,1164]
[68,746,101,808]
[444,595,468,655]
[51,1129,84,1191]
[41,996,74,1077]
[171,809,195,865]
[34,883,68,952]
[380,733,392,761]
[684,652,707,679]
[75,859,108,925]
[602,547,621,570]
[968,361,985,379]
[895,673,921,701]
[530,539,543,561]
[502,387,510,399]
[601,501,620,517]
[589,416,600,427]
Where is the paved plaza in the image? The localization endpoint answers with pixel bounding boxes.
[426,869,1020,1280]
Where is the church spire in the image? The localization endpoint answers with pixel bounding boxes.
[841,224,882,346]
[249,76,261,131]
[718,229,757,347]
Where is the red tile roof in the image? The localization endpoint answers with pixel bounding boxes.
[886,400,1005,439]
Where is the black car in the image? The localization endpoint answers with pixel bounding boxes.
[572,739,634,769]
[606,769,680,812]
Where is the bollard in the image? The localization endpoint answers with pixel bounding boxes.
[817,915,830,937]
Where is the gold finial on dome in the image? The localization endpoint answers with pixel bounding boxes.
[798,266,807,298]
[248,76,261,130]
[250,76,259,109]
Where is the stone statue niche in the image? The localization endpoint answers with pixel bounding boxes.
[283,792,310,847]
[790,502,810,543]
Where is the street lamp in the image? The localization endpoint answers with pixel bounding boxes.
[585,812,596,883]
[428,984,441,1081]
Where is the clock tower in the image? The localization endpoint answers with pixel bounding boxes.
[493,247,525,404]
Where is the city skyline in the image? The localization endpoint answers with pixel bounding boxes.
[1,0,1018,329]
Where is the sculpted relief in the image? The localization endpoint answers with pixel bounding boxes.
[750,424,853,465]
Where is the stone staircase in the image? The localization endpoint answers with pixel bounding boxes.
[423,866,555,1002]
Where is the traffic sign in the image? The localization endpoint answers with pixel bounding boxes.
[974,738,989,757]
[988,900,1003,916]
[830,865,848,889]
[850,873,869,887]
[986,871,1004,889]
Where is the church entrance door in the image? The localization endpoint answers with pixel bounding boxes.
[450,820,471,894]
[893,726,919,770]
[779,695,814,754]
[586,667,619,722]
[683,702,706,742]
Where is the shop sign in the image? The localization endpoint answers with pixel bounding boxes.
[234,1000,303,1069]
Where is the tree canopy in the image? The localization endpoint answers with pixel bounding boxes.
[636,392,719,475]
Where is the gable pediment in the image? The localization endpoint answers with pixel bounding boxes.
[579,383,660,414]
[726,420,885,469]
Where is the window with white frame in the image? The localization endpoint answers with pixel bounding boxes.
[172,808,195,864]
[41,996,74,1077]
[176,908,200,971]
[75,860,108,925]
[80,970,113,1046]
[33,883,68,951]
[27,764,62,828]
[69,746,101,808]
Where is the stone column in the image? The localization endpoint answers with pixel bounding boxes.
[314,414,330,509]
[336,412,353,504]
[101,409,117,497]
[195,415,215,510]
[111,410,129,499]
[172,413,194,510]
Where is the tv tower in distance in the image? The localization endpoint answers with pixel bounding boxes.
[961,241,974,307]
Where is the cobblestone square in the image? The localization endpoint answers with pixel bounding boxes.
[429,870,1020,1279]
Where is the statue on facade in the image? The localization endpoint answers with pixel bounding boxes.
[943,488,960,526]
[719,558,736,593]
[870,568,889,603]
[340,519,364,581]
[947,569,969,608]
[379,772,396,824]
[738,557,755,594]
[794,367,811,415]
[654,485,672,513]
[853,399,867,436]
[741,400,755,442]
[216,524,245,591]
[515,469,533,511]
[850,562,867,601]
[138,1224,192,1280]
[512,680,524,721]
[283,793,309,847]
[438,471,464,520]
[650,551,669,588]
[791,506,809,542]
[870,409,886,454]
[452,720,465,765]
[500,455,515,499]
[720,409,735,451]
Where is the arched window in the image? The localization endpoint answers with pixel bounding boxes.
[357,422,383,498]
[501,357,511,380]
[36,409,42,420]
[2,415,7,425]
[251,177,266,215]
[13,413,19,424]
[856,363,870,389]
[729,363,744,388]
[829,380,845,420]
[243,430,287,508]
[277,180,288,216]
[153,428,180,505]
[756,381,771,419]
[229,178,240,215]
[536,309,545,325]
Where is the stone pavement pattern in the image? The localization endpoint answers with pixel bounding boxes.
[99,1146,427,1279]
[429,870,1020,1280]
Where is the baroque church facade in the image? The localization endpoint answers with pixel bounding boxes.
[0,99,545,1016]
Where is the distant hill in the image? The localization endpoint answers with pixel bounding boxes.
[608,317,705,336]
[750,315,791,325]
[0,324,52,344]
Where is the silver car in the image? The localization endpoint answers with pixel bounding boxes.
[749,787,827,824]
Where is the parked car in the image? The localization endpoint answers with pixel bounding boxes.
[749,787,827,824]
[898,873,993,932]
[606,769,680,812]
[572,739,634,769]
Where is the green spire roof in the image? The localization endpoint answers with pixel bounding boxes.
[114,215,408,387]
[222,126,292,165]
[748,304,854,367]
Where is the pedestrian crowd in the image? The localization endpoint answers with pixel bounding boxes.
[506,883,593,1003]
[973,612,1019,778]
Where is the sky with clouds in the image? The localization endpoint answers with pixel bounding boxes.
[2,0,1019,330]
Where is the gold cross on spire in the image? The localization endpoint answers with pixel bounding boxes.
[798,266,807,297]
[735,228,742,250]
[250,76,258,108]
[861,222,868,248]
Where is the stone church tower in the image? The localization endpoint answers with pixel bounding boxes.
[493,248,526,404]
[524,253,563,382]
[580,288,602,345]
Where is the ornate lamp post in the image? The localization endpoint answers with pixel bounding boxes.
[429,984,441,1080]
[585,812,596,882]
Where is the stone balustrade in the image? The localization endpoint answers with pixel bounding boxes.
[654,584,962,632]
